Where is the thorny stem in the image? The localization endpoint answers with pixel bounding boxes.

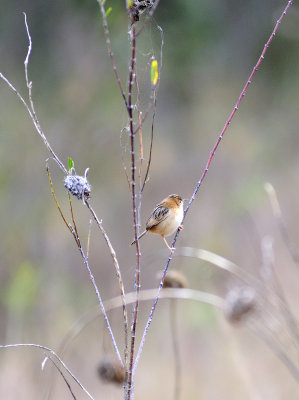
[133,63,144,284]
[127,24,140,400]
[120,127,133,191]
[133,0,294,374]
[135,65,144,233]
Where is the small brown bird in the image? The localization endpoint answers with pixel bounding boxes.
[131,194,184,252]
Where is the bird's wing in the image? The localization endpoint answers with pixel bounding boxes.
[146,204,169,230]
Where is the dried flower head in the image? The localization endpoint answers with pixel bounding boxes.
[129,0,155,22]
[224,286,256,323]
[97,357,126,385]
[64,168,91,200]
[163,270,188,289]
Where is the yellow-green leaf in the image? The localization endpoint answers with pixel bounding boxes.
[106,7,112,16]
[151,59,158,86]
[68,157,74,172]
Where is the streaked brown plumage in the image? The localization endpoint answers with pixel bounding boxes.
[131,194,184,252]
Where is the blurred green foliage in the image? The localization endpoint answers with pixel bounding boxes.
[3,262,39,315]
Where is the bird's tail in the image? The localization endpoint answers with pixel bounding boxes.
[131,230,147,246]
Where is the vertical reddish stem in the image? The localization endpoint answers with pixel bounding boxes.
[127,24,140,400]
[133,0,294,376]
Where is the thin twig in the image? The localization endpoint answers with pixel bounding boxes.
[120,127,133,192]
[47,165,72,233]
[96,0,128,109]
[141,25,164,192]
[77,238,123,366]
[85,200,128,367]
[170,300,181,400]
[47,168,123,366]
[249,322,299,382]
[46,355,77,400]
[0,343,94,400]
[0,71,66,174]
[68,193,81,247]
[174,246,252,282]
[55,288,224,360]
[264,182,299,263]
[135,0,162,37]
[260,236,299,346]
[0,14,67,174]
[86,219,93,260]
[133,0,294,374]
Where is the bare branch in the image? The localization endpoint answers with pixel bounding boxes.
[47,166,123,366]
[133,0,294,374]
[0,15,67,174]
[96,0,128,109]
[0,343,94,400]
[85,200,128,367]
[45,355,77,400]
[56,287,224,359]
[265,182,299,263]
[141,25,164,192]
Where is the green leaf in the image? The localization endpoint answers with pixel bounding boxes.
[68,157,74,172]
[106,7,112,16]
[151,59,158,86]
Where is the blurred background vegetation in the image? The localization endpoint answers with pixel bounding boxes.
[0,0,299,398]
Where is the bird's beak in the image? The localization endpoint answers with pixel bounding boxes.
[183,198,188,202]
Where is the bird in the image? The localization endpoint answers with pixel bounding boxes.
[131,194,184,252]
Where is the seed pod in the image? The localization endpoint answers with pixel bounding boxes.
[224,286,256,323]
[97,357,126,385]
[163,270,188,289]
[129,0,154,22]
[64,168,91,200]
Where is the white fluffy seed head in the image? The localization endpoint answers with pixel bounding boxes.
[64,174,91,200]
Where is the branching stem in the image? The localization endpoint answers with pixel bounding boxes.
[133,0,294,374]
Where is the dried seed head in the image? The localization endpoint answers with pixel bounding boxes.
[163,270,188,289]
[97,357,125,385]
[130,0,155,22]
[224,286,256,323]
[64,168,91,200]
